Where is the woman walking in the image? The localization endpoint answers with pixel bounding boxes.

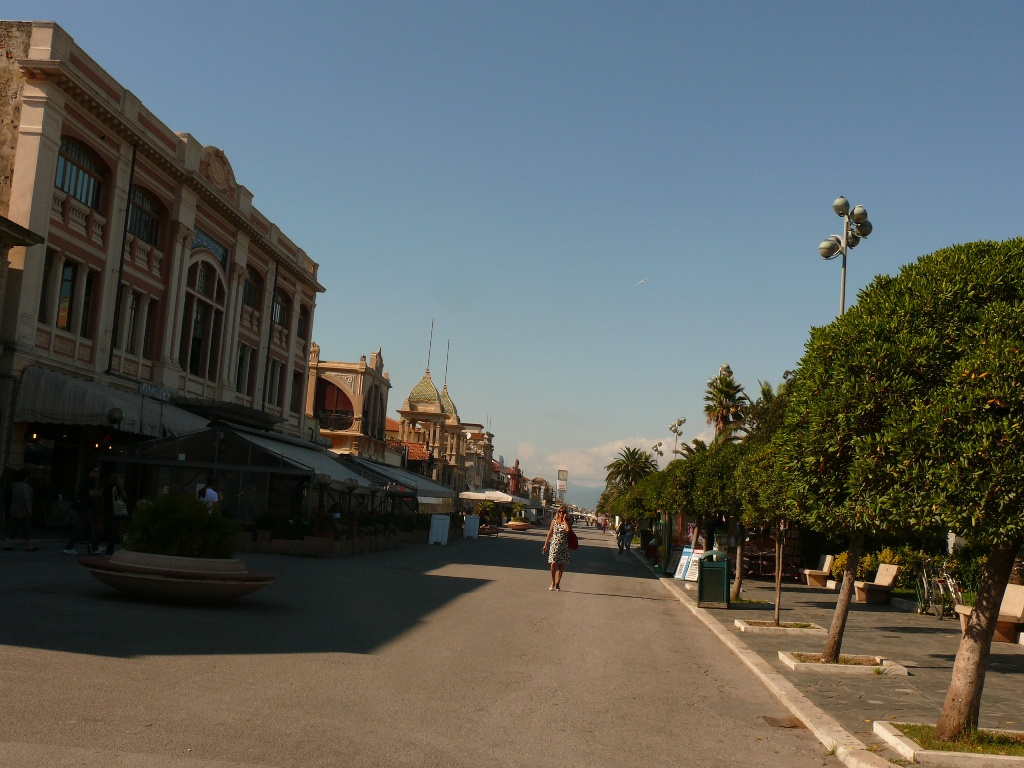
[542,506,573,591]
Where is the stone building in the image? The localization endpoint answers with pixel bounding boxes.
[0,21,322,504]
[461,421,494,491]
[307,343,391,462]
[394,369,467,492]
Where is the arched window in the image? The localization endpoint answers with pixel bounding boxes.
[178,260,227,381]
[128,187,163,246]
[272,288,290,327]
[55,137,104,210]
[314,378,354,431]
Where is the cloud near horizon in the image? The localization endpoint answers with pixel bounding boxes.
[520,426,719,488]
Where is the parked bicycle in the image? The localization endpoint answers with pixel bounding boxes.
[915,557,963,619]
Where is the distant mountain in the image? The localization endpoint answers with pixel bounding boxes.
[565,481,602,511]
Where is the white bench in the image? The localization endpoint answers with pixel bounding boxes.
[800,555,834,588]
[854,563,900,604]
[955,583,1024,644]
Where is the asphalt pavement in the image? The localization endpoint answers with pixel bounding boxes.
[0,527,838,767]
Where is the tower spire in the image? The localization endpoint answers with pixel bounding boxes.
[426,319,434,372]
[443,339,450,387]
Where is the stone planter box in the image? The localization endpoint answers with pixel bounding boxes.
[874,721,1024,766]
[778,651,908,675]
[80,550,274,603]
[734,619,827,635]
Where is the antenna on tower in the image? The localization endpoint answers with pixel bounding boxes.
[443,339,450,387]
[426,319,434,372]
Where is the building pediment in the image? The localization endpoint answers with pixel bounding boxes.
[200,145,237,199]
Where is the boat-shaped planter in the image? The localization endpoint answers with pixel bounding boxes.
[80,550,275,604]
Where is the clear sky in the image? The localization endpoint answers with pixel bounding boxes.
[11,2,1024,505]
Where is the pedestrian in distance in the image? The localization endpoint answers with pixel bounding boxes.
[197,476,219,510]
[542,506,573,591]
[616,518,627,553]
[63,466,100,555]
[3,469,37,551]
[623,519,634,552]
[94,472,127,557]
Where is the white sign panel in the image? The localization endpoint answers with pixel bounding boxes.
[428,514,450,545]
[463,514,480,539]
[674,547,704,581]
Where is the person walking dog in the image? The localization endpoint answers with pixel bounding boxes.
[542,506,574,591]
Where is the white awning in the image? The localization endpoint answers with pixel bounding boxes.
[235,429,371,489]
[14,365,209,437]
[458,490,532,505]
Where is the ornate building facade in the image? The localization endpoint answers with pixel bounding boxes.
[394,369,467,492]
[0,21,321,501]
[307,344,391,462]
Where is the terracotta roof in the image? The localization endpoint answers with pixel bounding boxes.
[405,442,430,461]
[385,417,401,432]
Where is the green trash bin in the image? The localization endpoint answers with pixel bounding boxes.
[697,550,730,608]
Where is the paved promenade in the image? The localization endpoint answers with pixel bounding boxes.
[1,527,834,768]
[634,549,1024,766]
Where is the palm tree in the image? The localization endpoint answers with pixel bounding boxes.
[604,447,658,491]
[703,363,748,443]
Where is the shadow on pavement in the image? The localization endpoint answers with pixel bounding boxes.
[0,526,652,660]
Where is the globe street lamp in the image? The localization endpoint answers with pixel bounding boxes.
[818,196,874,316]
[668,417,686,456]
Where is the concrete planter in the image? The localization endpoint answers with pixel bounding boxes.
[874,721,1024,766]
[80,550,274,604]
[778,651,908,675]
[734,619,827,635]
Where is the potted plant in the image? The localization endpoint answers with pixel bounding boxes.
[79,494,275,603]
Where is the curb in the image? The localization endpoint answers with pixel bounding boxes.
[632,551,896,768]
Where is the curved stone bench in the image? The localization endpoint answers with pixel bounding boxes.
[80,550,275,604]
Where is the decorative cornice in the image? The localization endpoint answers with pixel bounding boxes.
[18,58,323,293]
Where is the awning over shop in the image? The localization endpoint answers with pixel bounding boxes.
[233,427,371,490]
[346,456,456,500]
[14,365,209,437]
[459,489,532,505]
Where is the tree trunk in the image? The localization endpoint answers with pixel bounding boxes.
[821,533,863,663]
[934,539,1022,741]
[730,523,746,600]
[773,529,784,626]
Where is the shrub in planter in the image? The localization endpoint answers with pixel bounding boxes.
[123,495,241,559]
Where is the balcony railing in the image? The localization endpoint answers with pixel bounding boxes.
[317,412,354,431]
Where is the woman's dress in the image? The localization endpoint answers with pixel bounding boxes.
[548,521,570,565]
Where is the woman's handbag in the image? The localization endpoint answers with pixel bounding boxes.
[567,529,579,550]
[112,488,128,517]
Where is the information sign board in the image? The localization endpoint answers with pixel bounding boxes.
[428,514,450,545]
[463,514,480,539]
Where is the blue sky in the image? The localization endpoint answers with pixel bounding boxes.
[12,2,1024,505]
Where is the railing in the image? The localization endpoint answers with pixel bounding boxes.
[317,412,354,431]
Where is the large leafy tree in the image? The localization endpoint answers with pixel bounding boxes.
[783,238,1024,739]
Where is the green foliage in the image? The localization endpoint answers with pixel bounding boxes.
[123,495,241,558]
[604,447,658,491]
[782,239,1024,547]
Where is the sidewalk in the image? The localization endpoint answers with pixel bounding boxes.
[635,550,1024,767]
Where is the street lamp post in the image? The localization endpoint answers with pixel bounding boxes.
[668,417,685,455]
[818,196,874,316]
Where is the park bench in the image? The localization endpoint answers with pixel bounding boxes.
[479,524,500,538]
[800,555,834,588]
[954,583,1024,644]
[854,563,900,604]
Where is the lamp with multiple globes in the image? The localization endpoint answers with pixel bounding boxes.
[817,196,874,315]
